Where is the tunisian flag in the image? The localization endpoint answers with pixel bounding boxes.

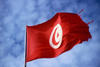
[26,12,92,63]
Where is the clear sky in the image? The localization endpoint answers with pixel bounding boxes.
[0,0,100,67]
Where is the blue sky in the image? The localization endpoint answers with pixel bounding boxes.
[0,0,100,67]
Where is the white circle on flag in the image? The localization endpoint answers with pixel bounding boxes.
[49,24,63,49]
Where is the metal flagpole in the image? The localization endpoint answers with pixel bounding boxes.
[24,25,27,67]
[25,64,26,67]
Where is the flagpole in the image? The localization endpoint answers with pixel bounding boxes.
[24,25,27,67]
[25,64,26,67]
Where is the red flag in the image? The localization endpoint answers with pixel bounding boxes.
[26,12,92,63]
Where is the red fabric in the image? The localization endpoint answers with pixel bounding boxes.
[26,12,92,63]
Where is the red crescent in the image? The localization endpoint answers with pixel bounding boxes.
[52,27,59,46]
